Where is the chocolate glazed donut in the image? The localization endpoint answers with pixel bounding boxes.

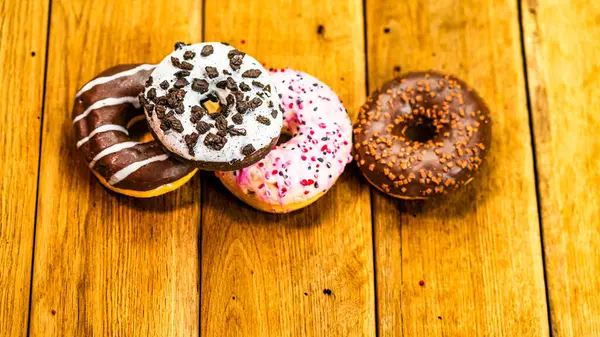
[354,71,491,199]
[73,64,197,197]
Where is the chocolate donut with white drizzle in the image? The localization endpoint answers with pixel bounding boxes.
[73,64,197,198]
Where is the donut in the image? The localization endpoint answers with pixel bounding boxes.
[218,68,353,213]
[140,42,283,171]
[73,64,198,198]
[354,71,491,199]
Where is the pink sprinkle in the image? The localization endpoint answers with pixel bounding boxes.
[300,179,314,186]
[304,191,310,195]
[309,100,313,104]
[311,156,316,162]
[241,39,246,44]
[258,184,265,189]
[319,123,326,129]
[272,169,278,175]
[51,309,56,315]
[310,130,315,135]
[288,103,293,109]
[302,148,308,153]
[280,68,285,72]
[321,145,328,152]
[301,155,307,160]
[343,141,348,145]
[258,162,264,167]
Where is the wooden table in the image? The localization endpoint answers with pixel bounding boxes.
[1,0,598,336]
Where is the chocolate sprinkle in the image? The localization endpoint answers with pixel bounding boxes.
[200,45,214,56]
[147,88,157,100]
[190,105,206,123]
[229,55,244,70]
[174,70,190,78]
[192,78,209,93]
[263,84,271,93]
[239,82,251,91]
[271,109,278,118]
[242,69,262,78]
[184,132,199,155]
[173,78,189,88]
[252,81,264,88]
[226,77,238,91]
[204,133,227,150]
[250,97,263,109]
[139,93,149,106]
[228,128,246,136]
[196,121,212,134]
[171,56,181,67]
[159,80,169,89]
[256,115,271,125]
[183,50,196,60]
[232,113,243,125]
[155,105,167,118]
[241,144,255,156]
[180,61,194,70]
[223,69,232,75]
[206,66,219,79]
[216,80,227,89]
[174,42,187,50]
[236,101,249,114]
[145,76,153,87]
[215,115,228,130]
[226,94,235,107]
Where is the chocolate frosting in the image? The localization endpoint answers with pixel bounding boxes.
[354,71,491,199]
[73,64,196,191]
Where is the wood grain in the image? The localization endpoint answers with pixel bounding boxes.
[0,1,48,336]
[522,1,600,336]
[200,1,375,336]
[28,1,202,336]
[366,0,550,335]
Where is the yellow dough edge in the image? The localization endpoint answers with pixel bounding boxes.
[219,175,326,213]
[92,168,198,198]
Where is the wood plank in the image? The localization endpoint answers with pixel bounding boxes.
[366,0,550,335]
[0,1,49,336]
[29,1,202,336]
[522,1,600,336]
[200,1,375,336]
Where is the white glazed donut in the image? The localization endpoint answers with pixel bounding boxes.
[218,68,353,213]
[140,42,283,170]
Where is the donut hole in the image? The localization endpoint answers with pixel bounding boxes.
[394,118,438,143]
[127,115,154,143]
[201,93,222,115]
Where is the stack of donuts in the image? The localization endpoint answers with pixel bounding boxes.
[73,42,491,213]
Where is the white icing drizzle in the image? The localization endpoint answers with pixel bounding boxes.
[75,64,155,98]
[73,96,140,124]
[76,124,129,148]
[108,154,169,185]
[88,141,140,168]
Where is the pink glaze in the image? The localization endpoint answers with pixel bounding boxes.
[218,68,353,211]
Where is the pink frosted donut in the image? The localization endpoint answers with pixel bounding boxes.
[217,68,353,213]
